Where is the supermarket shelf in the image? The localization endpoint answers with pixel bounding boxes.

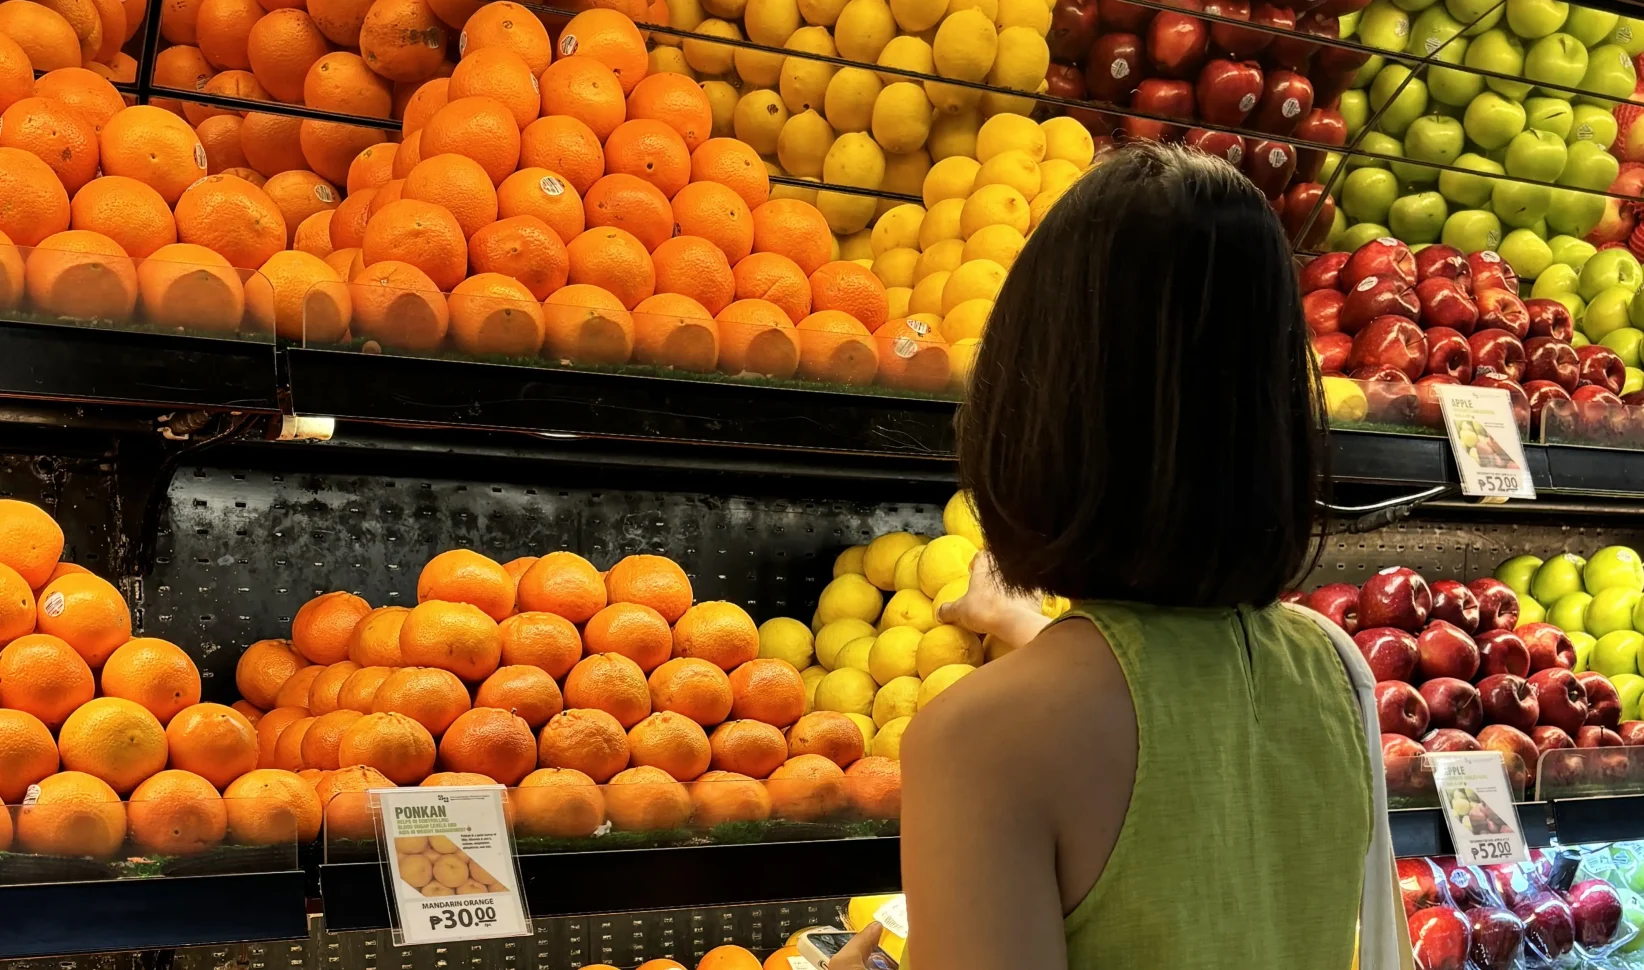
[0,870,309,959]
[1390,795,1644,858]
[320,838,903,931]
[1329,430,1644,498]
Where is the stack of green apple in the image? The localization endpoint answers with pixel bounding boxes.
[1324,0,1642,278]
[1533,243,1644,389]
[1497,547,1644,712]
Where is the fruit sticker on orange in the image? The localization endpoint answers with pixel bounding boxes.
[1434,384,1535,502]
[373,785,532,945]
[1428,751,1527,867]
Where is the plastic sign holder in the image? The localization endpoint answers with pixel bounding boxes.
[1427,751,1528,867]
[1434,385,1536,502]
[371,785,532,946]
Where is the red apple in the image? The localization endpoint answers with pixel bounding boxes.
[1353,626,1419,681]
[1571,385,1627,440]
[1307,582,1360,632]
[1298,252,1349,294]
[1268,9,1336,71]
[1576,344,1626,393]
[1578,724,1624,747]
[1242,138,1295,199]
[1195,58,1262,126]
[1360,368,1420,424]
[1440,860,1488,910]
[1349,315,1428,381]
[1360,566,1432,632]
[1470,374,1531,435]
[1312,331,1352,373]
[1620,720,1644,744]
[1219,1,1289,57]
[1428,580,1480,635]
[1523,379,1573,435]
[1085,32,1147,102]
[1342,237,1416,289]
[1469,330,1527,383]
[1048,0,1100,61]
[1293,108,1345,181]
[1125,78,1195,140]
[1577,672,1622,728]
[1531,723,1575,754]
[1422,727,1481,752]
[1377,679,1431,738]
[1524,299,1574,342]
[1423,327,1473,382]
[1479,723,1539,794]
[1422,676,1483,732]
[1099,0,1153,30]
[1416,245,1471,286]
[1568,879,1623,948]
[1478,673,1539,732]
[1468,251,1518,295]
[1417,621,1481,683]
[1303,288,1344,335]
[1523,337,1579,392]
[1341,277,1420,333]
[1474,288,1530,339]
[1383,732,1431,795]
[1281,182,1334,250]
[1398,857,1445,916]
[1249,69,1313,135]
[1515,895,1575,960]
[1468,579,1521,633]
[1044,62,1088,100]
[1182,127,1246,167]
[1147,0,1208,77]
[1465,905,1524,970]
[1484,862,1547,910]
[1520,623,1575,673]
[1415,375,1460,428]
[1416,278,1479,334]
[1476,629,1530,678]
[1529,666,1588,735]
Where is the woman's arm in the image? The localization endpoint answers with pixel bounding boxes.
[935,552,1053,649]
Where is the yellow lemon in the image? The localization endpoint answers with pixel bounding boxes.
[917,623,983,676]
[918,534,979,597]
[915,238,964,281]
[702,80,740,137]
[892,544,926,591]
[909,271,950,315]
[1038,157,1081,198]
[836,635,875,674]
[758,616,816,669]
[940,298,993,342]
[960,183,1031,237]
[777,109,836,178]
[1029,184,1064,231]
[943,490,985,547]
[872,675,920,725]
[987,24,1050,89]
[976,112,1046,162]
[818,573,884,625]
[942,259,1007,314]
[735,45,786,87]
[834,544,868,576]
[1322,375,1368,423]
[864,531,925,589]
[929,108,981,160]
[780,26,838,113]
[887,286,912,317]
[932,576,969,618]
[932,8,997,81]
[661,0,705,40]
[869,628,922,684]
[881,588,936,632]
[801,663,829,711]
[734,89,789,154]
[839,228,875,260]
[835,0,896,61]
[845,713,878,747]
[770,175,821,205]
[871,82,933,153]
[961,224,1025,268]
[825,67,883,133]
[815,667,878,715]
[917,663,976,709]
[974,149,1041,199]
[816,618,877,669]
[950,337,980,387]
[877,35,935,83]
[823,131,886,188]
[650,46,695,77]
[745,0,802,44]
[873,715,912,758]
[798,0,847,24]
[881,148,931,202]
[1041,116,1095,167]
[873,247,919,288]
[994,0,1050,31]
[889,0,944,31]
[918,198,966,248]
[683,18,741,74]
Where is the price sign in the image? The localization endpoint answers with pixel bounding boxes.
[1435,385,1536,501]
[872,896,908,939]
[1427,752,1528,867]
[372,785,532,946]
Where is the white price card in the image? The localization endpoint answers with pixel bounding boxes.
[1427,751,1528,867]
[372,785,532,946]
[872,896,909,939]
[1434,384,1536,501]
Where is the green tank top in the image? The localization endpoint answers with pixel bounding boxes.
[1060,601,1372,970]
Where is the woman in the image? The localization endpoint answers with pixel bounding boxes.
[837,143,1389,970]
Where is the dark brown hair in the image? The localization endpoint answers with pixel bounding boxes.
[956,141,1323,608]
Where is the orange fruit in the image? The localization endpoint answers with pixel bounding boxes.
[298,118,387,185]
[0,559,32,643]
[129,769,226,854]
[763,948,801,970]
[566,226,654,309]
[33,560,90,591]
[303,50,392,117]
[36,68,121,134]
[520,114,604,195]
[671,601,757,672]
[700,946,761,970]
[0,96,98,194]
[197,114,250,173]
[337,710,437,784]
[399,600,502,682]
[449,271,545,355]
[35,570,130,668]
[810,261,887,331]
[368,177,405,215]
[726,658,805,728]
[633,293,719,371]
[239,110,306,177]
[603,119,690,198]
[347,142,398,193]
[403,152,499,240]
[448,46,537,128]
[752,200,831,276]
[715,298,799,378]
[254,705,310,767]
[293,209,335,257]
[475,664,563,728]
[160,0,205,43]
[172,173,286,270]
[255,248,351,341]
[563,652,650,728]
[309,0,374,46]
[603,554,692,623]
[136,242,246,332]
[420,95,521,189]
[187,70,269,125]
[263,170,340,246]
[69,176,176,259]
[363,198,468,292]
[691,769,771,825]
[460,1,551,73]
[787,711,863,768]
[767,753,845,820]
[98,637,201,725]
[626,710,710,781]
[626,75,711,154]
[359,0,448,82]
[0,2,83,72]
[542,282,633,361]
[538,55,625,141]
[647,657,731,727]
[469,215,567,301]
[26,229,138,322]
[420,770,497,788]
[583,173,673,252]
[844,755,899,817]
[0,33,33,118]
[100,105,208,204]
[0,147,71,246]
[873,318,949,390]
[299,708,365,770]
[584,601,672,672]
[231,699,264,723]
[223,767,324,842]
[16,770,126,857]
[399,76,449,134]
[274,664,324,708]
[670,182,753,266]
[194,0,260,70]
[604,764,690,830]
[797,310,879,385]
[336,664,395,713]
[425,0,479,29]
[246,8,329,103]
[503,556,536,582]
[58,696,168,793]
[731,252,809,325]
[350,260,450,349]
[324,246,365,282]
[515,767,604,837]
[636,962,687,970]
[707,719,786,778]
[438,707,535,784]
[418,549,515,620]
[0,501,59,592]
[515,551,606,621]
[271,714,315,769]
[537,707,629,782]
[558,8,646,94]
[89,0,127,62]
[0,633,93,729]
[235,638,309,709]
[292,590,372,665]
[371,665,471,735]
[329,185,375,250]
[166,702,257,789]
[348,605,409,666]
[306,660,361,715]
[497,167,583,243]
[313,763,393,839]
[0,709,57,802]
[650,235,735,318]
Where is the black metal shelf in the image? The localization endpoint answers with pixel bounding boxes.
[1389,795,1644,859]
[1332,429,1644,498]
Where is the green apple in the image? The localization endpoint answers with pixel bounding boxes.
[1572,327,1591,346]
[1550,590,1594,631]
[1319,152,1345,189]
[1627,365,1644,395]
[1532,552,1587,604]
[1571,630,1596,671]
[1583,286,1635,340]
[1610,16,1644,55]
[1499,228,1554,278]
[1438,151,1505,206]
[1505,128,1570,180]
[1352,53,1388,89]
[1587,587,1643,636]
[1370,65,1430,135]
[1341,9,1363,33]
[1464,91,1528,149]
[1563,5,1618,46]
[1628,286,1644,329]
[1467,29,1532,98]
[1533,262,1582,296]
[1429,64,1486,105]
[1581,248,1644,300]
[1343,167,1401,223]
[1441,208,1504,251]
[1506,0,1568,37]
[1546,187,1607,237]
[1395,114,1465,182]
[1525,32,1590,100]
[1612,673,1644,721]
[1389,191,1449,242]
[1347,131,1404,169]
[1338,222,1393,252]
[1558,140,1621,191]
[1571,104,1621,148]
[1587,545,1644,593]
[1327,208,1350,250]
[1548,234,1597,268]
[1359,0,1413,52]
[1408,4,1466,56]
[1341,90,1369,137]
[1492,180,1551,228]
[1518,595,1547,626]
[1579,43,1638,107]
[1445,0,1502,34]
[1390,0,1439,10]
[1594,629,1644,677]
[1525,96,1576,138]
[1603,328,1644,366]
[1497,554,1545,594]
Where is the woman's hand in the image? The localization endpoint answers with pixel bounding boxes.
[820,923,888,970]
[935,552,1052,649]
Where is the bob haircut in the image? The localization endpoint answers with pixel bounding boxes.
[956,141,1324,609]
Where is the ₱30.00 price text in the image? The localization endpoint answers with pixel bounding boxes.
[430,904,499,931]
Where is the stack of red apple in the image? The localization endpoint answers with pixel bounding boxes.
[1044,0,1364,247]
[1291,565,1644,800]
[1302,236,1637,439]
[1400,851,1631,969]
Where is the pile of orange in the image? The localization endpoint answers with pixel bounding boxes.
[0,1,942,389]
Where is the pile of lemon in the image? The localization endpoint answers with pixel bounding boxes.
[753,490,1069,762]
